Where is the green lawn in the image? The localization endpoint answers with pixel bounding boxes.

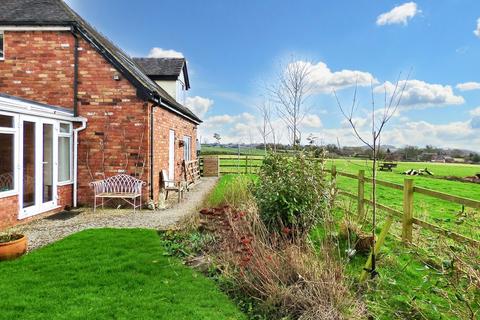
[0,229,246,320]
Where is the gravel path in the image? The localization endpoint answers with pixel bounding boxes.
[6,177,218,251]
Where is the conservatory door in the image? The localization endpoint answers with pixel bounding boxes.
[19,117,58,219]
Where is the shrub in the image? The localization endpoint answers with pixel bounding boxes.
[253,152,332,237]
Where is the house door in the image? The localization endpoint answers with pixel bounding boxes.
[19,117,57,219]
[168,129,175,182]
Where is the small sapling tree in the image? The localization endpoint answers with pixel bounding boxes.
[334,73,409,278]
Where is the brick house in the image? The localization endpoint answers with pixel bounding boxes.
[0,0,202,229]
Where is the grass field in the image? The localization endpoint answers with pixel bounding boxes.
[200,145,266,156]
[0,229,245,320]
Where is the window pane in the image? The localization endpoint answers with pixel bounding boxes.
[43,124,53,202]
[23,121,36,208]
[0,33,3,59]
[0,133,14,192]
[183,136,191,161]
[60,123,71,133]
[0,114,13,128]
[58,136,71,182]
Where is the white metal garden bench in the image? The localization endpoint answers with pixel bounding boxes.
[89,174,146,212]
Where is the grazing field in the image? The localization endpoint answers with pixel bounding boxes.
[0,229,245,320]
[200,145,266,156]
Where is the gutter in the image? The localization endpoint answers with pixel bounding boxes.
[157,98,202,125]
[73,119,87,207]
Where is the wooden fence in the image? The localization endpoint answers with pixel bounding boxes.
[327,166,480,247]
[200,154,264,175]
[200,155,480,248]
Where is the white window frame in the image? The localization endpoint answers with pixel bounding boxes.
[183,135,192,162]
[0,111,18,198]
[0,31,4,61]
[57,121,73,185]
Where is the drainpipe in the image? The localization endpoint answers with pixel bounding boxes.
[73,119,87,207]
[73,31,79,117]
[150,103,154,200]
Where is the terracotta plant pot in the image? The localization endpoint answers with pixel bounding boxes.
[0,234,27,261]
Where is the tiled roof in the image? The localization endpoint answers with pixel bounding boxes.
[133,58,185,78]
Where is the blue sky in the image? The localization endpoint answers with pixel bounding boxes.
[66,0,480,151]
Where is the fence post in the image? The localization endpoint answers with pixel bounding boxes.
[402,178,414,243]
[331,165,337,181]
[357,170,365,219]
[245,155,249,174]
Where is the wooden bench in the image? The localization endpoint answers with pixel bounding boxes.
[89,174,146,212]
[183,159,201,190]
[379,162,397,172]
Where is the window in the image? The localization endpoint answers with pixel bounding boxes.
[0,31,4,60]
[0,114,16,195]
[58,122,72,183]
[176,80,186,105]
[183,136,191,161]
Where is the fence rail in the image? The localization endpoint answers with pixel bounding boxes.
[200,154,263,174]
[330,167,480,247]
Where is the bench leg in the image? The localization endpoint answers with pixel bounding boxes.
[133,197,136,213]
[94,196,97,213]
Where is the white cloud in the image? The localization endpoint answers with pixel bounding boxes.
[456,82,480,91]
[185,96,214,118]
[295,61,377,93]
[202,115,235,129]
[147,47,184,58]
[199,112,261,144]
[374,80,464,109]
[474,18,480,37]
[376,2,420,26]
[301,114,323,128]
[310,119,480,152]
[470,107,480,116]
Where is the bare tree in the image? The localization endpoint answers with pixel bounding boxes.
[334,73,410,279]
[256,100,274,154]
[267,57,312,147]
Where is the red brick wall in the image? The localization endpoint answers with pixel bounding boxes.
[0,195,18,230]
[58,184,73,208]
[75,36,150,204]
[0,31,75,107]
